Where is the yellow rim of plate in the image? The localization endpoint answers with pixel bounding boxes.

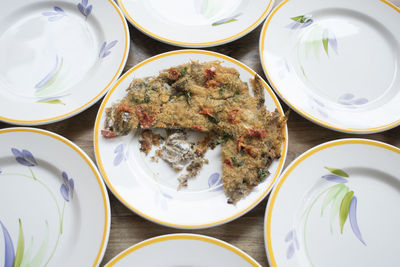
[117,0,274,47]
[0,127,110,266]
[106,234,260,266]
[94,49,288,228]
[0,0,129,125]
[260,0,400,133]
[265,138,400,267]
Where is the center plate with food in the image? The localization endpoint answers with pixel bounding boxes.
[94,50,288,228]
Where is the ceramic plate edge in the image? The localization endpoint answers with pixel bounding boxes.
[259,0,400,134]
[264,138,400,267]
[0,0,130,126]
[93,49,288,229]
[105,233,261,267]
[117,0,274,48]
[0,127,111,266]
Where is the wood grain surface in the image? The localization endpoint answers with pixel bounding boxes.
[1,4,400,266]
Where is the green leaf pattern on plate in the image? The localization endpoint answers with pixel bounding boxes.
[322,29,330,55]
[320,183,344,216]
[289,14,338,80]
[325,167,349,177]
[36,99,66,105]
[1,149,74,267]
[339,191,354,233]
[329,185,349,233]
[291,15,311,23]
[29,221,50,267]
[287,167,365,264]
[14,219,25,267]
[20,237,33,267]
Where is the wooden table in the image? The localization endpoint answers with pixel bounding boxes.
[1,6,400,267]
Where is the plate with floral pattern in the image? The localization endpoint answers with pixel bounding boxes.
[0,0,129,125]
[260,0,400,133]
[117,0,274,47]
[265,139,400,267]
[94,50,288,229]
[105,234,260,266]
[0,128,110,266]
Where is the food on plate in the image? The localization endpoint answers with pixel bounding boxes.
[102,61,286,203]
[154,131,210,188]
[139,129,162,155]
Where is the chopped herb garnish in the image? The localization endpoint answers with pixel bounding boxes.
[132,96,141,104]
[184,90,191,104]
[258,168,270,181]
[208,115,220,124]
[180,67,187,76]
[234,88,241,96]
[219,86,227,97]
[144,95,150,103]
[257,98,265,109]
[231,157,244,167]
[216,132,234,144]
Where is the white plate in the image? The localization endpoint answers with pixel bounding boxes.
[0,0,129,125]
[117,0,274,47]
[260,0,400,133]
[0,128,110,266]
[94,50,288,229]
[265,139,400,267]
[105,234,260,267]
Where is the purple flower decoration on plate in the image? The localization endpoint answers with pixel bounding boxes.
[349,196,366,245]
[42,7,66,21]
[287,15,313,29]
[99,40,118,59]
[77,0,92,19]
[322,29,338,56]
[276,58,291,79]
[284,229,299,259]
[338,93,368,108]
[321,167,366,245]
[0,220,15,267]
[11,148,37,167]
[309,97,328,118]
[60,171,74,202]
[322,174,348,183]
[35,55,61,90]
[292,167,366,263]
[113,144,126,166]
[155,191,173,210]
[212,13,242,26]
[208,173,223,191]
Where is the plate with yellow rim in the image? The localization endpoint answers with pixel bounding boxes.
[0,128,110,266]
[265,139,400,267]
[0,0,129,125]
[105,234,261,266]
[117,0,274,47]
[94,49,288,229]
[260,0,400,133]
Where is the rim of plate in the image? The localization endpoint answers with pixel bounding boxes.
[259,0,400,134]
[0,0,130,126]
[264,138,400,267]
[105,233,260,266]
[94,49,288,229]
[0,127,111,266]
[117,0,274,48]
